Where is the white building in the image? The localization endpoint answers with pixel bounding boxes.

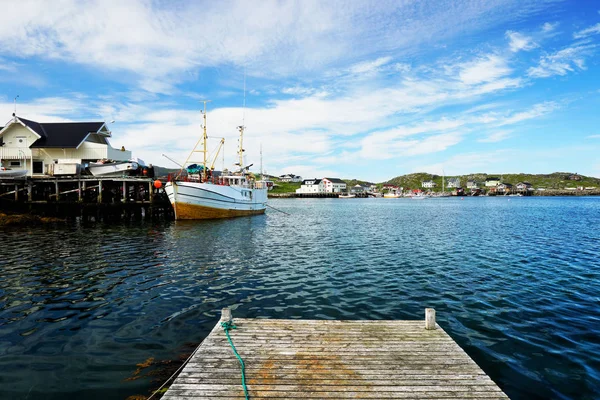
[322,177,346,193]
[422,180,437,188]
[0,115,131,176]
[295,177,347,194]
[296,179,324,194]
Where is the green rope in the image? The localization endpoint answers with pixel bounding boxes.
[221,321,249,399]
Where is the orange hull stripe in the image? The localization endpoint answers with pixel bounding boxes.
[174,202,265,220]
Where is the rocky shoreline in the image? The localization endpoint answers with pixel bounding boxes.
[0,212,64,227]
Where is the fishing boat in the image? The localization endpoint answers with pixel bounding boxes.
[164,101,269,220]
[339,193,356,198]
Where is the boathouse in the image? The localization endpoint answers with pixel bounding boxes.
[0,115,131,176]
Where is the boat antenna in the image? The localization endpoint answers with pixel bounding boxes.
[260,143,263,179]
[237,68,247,171]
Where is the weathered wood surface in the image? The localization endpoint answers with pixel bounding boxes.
[163,317,509,399]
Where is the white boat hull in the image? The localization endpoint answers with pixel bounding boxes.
[383,193,401,198]
[89,162,139,177]
[165,181,268,220]
[0,169,27,179]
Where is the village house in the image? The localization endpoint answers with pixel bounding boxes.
[446,177,461,188]
[422,180,436,188]
[496,182,513,194]
[0,115,131,176]
[279,173,302,182]
[485,177,501,187]
[516,182,533,192]
[350,184,368,194]
[466,180,480,189]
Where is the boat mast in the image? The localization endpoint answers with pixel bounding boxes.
[202,100,210,182]
[237,69,246,173]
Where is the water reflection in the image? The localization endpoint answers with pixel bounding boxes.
[0,198,599,399]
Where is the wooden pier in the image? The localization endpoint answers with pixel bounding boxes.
[0,176,174,221]
[163,308,508,399]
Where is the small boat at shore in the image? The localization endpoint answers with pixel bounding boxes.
[339,194,356,198]
[88,159,140,177]
[0,168,27,179]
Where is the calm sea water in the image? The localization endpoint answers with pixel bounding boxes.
[0,197,599,399]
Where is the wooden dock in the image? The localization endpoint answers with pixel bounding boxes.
[0,176,174,220]
[162,308,508,399]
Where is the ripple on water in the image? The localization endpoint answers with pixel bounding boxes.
[0,198,599,399]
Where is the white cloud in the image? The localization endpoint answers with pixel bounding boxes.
[527,44,596,78]
[458,55,512,85]
[542,22,558,32]
[573,23,600,39]
[494,101,559,126]
[587,134,600,139]
[348,56,393,75]
[506,31,537,52]
[478,130,512,143]
[0,0,562,92]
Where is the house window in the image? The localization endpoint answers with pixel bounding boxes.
[33,161,43,174]
[9,161,21,167]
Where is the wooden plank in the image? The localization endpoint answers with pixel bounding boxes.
[162,309,508,399]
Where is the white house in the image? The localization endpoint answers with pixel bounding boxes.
[446,177,461,188]
[279,173,302,182]
[516,182,533,192]
[422,180,437,188]
[466,180,479,189]
[485,177,501,187]
[296,179,324,194]
[0,115,131,176]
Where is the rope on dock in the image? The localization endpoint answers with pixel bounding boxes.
[221,320,249,400]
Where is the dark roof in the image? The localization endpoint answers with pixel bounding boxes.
[15,118,105,148]
[18,117,47,138]
[486,177,500,181]
[323,177,346,184]
[302,179,321,185]
[499,182,513,187]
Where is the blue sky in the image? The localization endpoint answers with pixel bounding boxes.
[1,0,599,181]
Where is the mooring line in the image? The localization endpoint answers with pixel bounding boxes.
[266,203,290,215]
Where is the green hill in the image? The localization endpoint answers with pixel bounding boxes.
[384,172,600,190]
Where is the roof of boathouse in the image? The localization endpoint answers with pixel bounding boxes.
[1,117,107,148]
[302,179,322,185]
[323,177,346,183]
